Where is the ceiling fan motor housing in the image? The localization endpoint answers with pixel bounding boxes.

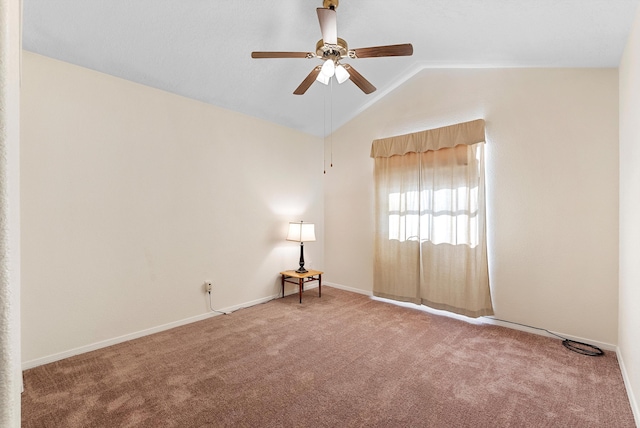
[316,38,348,62]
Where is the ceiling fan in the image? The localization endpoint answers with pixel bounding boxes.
[251,0,413,95]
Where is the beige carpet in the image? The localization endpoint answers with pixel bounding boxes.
[22,287,635,427]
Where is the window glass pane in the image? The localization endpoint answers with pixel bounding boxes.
[386,144,483,247]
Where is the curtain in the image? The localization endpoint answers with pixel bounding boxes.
[372,119,493,318]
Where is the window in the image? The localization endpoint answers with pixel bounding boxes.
[371,120,492,318]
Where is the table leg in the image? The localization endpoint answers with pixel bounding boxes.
[281,274,285,298]
[318,274,321,298]
[298,278,303,303]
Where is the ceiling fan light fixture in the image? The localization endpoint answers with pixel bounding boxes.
[335,64,350,84]
[320,59,335,77]
[316,72,331,85]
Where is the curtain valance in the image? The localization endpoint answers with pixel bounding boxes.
[370,119,486,158]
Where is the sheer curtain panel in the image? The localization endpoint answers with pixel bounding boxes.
[372,119,493,317]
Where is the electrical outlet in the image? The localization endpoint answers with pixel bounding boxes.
[204,281,212,292]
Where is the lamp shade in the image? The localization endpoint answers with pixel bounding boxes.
[286,222,316,242]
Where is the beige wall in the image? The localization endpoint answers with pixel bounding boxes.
[619,3,640,422]
[324,68,619,346]
[20,52,324,365]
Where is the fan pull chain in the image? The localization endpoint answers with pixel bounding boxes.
[323,79,327,174]
[323,74,335,174]
[330,78,333,168]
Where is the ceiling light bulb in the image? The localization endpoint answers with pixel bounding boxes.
[316,72,330,85]
[320,59,335,77]
[335,64,350,84]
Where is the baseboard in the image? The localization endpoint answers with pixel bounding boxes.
[366,291,617,352]
[481,317,617,352]
[20,311,215,370]
[22,283,621,377]
[23,283,346,370]
[22,291,286,371]
[617,347,640,426]
[282,282,367,299]
[323,281,373,296]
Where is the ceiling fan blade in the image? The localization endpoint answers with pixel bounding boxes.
[251,51,313,59]
[293,66,322,95]
[343,64,376,94]
[317,8,337,45]
[349,43,414,58]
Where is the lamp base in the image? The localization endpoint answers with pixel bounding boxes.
[296,242,308,274]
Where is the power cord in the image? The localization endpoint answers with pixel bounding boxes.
[561,339,604,356]
[208,291,228,315]
[484,317,604,357]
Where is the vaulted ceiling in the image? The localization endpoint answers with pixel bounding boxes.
[23,0,640,137]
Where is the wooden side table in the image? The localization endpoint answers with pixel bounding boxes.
[280,270,323,303]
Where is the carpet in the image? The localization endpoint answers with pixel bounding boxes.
[22,287,635,427]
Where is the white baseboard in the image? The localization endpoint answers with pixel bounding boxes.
[22,291,286,371]
[617,347,640,427]
[23,283,346,370]
[22,282,623,385]
[21,311,217,370]
[481,318,617,352]
[365,289,618,352]
[323,281,373,296]
[367,293,619,354]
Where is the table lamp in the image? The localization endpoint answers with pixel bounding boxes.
[286,221,316,273]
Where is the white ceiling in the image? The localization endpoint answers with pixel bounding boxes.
[23,0,640,137]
